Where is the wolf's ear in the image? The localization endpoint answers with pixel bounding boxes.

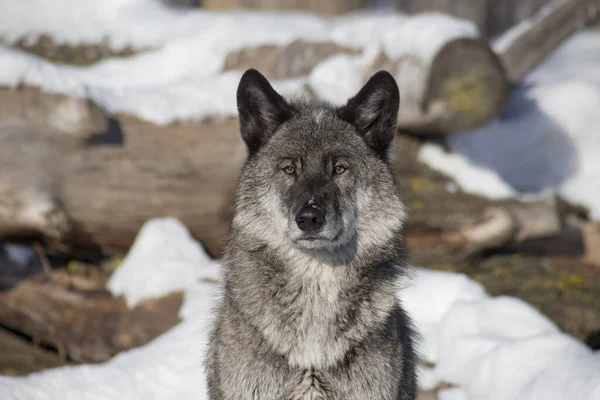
[237,69,293,155]
[337,71,399,159]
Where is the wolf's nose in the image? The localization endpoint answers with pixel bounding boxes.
[295,206,325,232]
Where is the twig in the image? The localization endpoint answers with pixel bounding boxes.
[34,242,52,276]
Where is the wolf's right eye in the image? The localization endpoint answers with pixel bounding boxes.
[283,165,296,175]
[334,165,347,175]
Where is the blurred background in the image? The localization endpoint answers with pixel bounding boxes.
[185,0,557,37]
[0,1,599,399]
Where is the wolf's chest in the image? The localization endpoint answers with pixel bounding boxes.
[288,369,330,400]
[284,262,346,369]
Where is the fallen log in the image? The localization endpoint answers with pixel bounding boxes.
[224,40,361,79]
[495,0,600,84]
[570,217,600,266]
[367,38,509,133]
[0,269,183,363]
[0,87,575,260]
[409,197,572,260]
[0,88,245,257]
[225,36,510,134]
[393,0,600,133]
[387,0,600,133]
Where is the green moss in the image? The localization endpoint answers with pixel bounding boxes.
[444,66,488,114]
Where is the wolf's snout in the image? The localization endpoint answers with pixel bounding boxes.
[295,206,325,232]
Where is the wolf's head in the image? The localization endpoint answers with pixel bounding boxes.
[231,69,406,262]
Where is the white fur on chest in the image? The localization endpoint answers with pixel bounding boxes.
[284,253,347,370]
[289,369,329,400]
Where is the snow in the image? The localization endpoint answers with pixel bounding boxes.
[409,269,600,400]
[524,31,600,87]
[1,218,599,400]
[418,144,516,200]
[107,217,219,308]
[308,46,380,106]
[0,1,476,125]
[407,269,600,400]
[447,80,600,219]
[420,30,600,220]
[330,12,477,61]
[0,1,331,51]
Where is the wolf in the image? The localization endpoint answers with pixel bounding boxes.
[205,68,418,400]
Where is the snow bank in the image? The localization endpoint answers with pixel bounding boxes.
[524,31,600,87]
[0,1,477,55]
[0,1,331,51]
[107,217,219,308]
[308,46,380,106]
[420,30,600,219]
[407,269,600,400]
[0,1,476,125]
[1,218,599,400]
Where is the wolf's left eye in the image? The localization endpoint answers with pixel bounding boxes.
[334,165,347,175]
[283,165,296,175]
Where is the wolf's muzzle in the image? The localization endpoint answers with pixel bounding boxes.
[295,205,325,233]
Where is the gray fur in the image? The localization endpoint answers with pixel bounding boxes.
[206,69,418,400]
